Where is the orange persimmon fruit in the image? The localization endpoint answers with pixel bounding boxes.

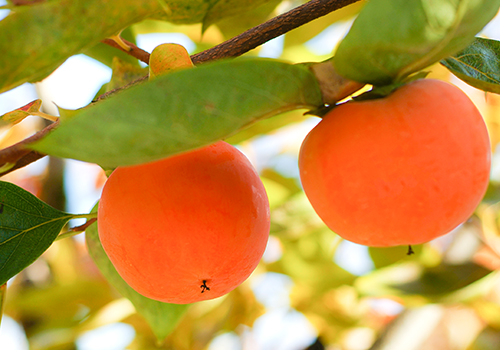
[98,141,270,304]
[299,79,491,247]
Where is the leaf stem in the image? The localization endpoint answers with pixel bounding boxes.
[55,215,98,241]
[33,111,59,122]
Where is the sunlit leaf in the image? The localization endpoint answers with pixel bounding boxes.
[0,181,72,286]
[441,37,500,94]
[0,0,162,93]
[32,58,322,168]
[1,99,42,124]
[85,205,189,341]
[0,0,282,93]
[334,0,500,85]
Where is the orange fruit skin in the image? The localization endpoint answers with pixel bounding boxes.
[299,79,491,247]
[98,141,270,304]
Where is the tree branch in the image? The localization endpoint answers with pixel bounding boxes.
[0,120,59,177]
[192,0,361,63]
[99,0,361,100]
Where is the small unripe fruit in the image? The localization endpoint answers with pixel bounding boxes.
[299,79,491,247]
[98,141,270,304]
[149,43,194,79]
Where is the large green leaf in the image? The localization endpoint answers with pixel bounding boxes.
[441,37,500,94]
[0,0,162,93]
[85,205,189,342]
[0,0,277,93]
[0,181,72,286]
[334,0,500,85]
[32,58,322,168]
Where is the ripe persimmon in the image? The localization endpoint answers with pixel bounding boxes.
[299,79,490,247]
[98,141,270,304]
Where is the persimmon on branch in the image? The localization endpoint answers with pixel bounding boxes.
[0,0,361,177]
[98,0,362,100]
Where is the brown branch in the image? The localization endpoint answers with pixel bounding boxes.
[191,0,362,64]
[101,38,151,64]
[0,120,59,177]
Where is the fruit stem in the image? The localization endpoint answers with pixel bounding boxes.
[200,280,210,293]
[407,245,415,255]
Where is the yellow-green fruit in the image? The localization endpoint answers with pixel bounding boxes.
[149,43,194,78]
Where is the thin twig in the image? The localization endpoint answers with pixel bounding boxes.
[101,38,151,64]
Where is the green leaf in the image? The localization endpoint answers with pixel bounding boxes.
[32,58,322,168]
[334,0,500,85]
[85,205,189,342]
[1,99,42,125]
[369,245,422,269]
[0,0,163,93]
[395,262,492,297]
[441,37,500,94]
[225,109,308,144]
[0,0,282,93]
[0,181,72,286]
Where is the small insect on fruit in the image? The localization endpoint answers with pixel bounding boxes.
[98,141,270,304]
[299,79,491,247]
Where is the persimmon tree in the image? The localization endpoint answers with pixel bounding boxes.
[2,0,500,349]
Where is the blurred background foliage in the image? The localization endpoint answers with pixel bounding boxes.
[2,0,500,349]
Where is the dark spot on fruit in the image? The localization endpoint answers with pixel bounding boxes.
[200,280,210,293]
